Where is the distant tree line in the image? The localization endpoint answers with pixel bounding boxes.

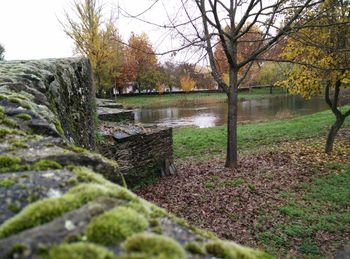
[62,0,292,97]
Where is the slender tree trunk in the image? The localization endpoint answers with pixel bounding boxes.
[325,115,344,154]
[225,69,238,168]
[324,80,347,154]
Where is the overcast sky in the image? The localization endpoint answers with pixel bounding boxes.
[0,0,177,61]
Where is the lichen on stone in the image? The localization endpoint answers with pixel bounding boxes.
[86,206,149,245]
[122,233,185,259]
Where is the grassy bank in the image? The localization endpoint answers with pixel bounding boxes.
[173,107,350,159]
[259,162,350,257]
[116,87,287,108]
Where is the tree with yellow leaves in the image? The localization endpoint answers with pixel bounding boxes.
[61,0,124,91]
[279,0,350,153]
[180,75,196,92]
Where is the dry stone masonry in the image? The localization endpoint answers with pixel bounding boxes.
[0,58,271,259]
[98,122,176,187]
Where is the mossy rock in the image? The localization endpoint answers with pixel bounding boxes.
[86,206,149,245]
[0,183,133,238]
[123,233,186,259]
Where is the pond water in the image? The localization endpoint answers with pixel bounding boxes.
[133,95,330,128]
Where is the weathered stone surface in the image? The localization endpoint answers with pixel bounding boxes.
[98,123,176,187]
[0,58,96,149]
[0,58,271,259]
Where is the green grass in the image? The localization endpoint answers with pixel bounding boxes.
[260,163,350,256]
[116,88,287,108]
[173,107,350,159]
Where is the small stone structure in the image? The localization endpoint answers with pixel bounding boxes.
[98,106,134,122]
[97,98,134,122]
[96,98,124,109]
[98,122,176,187]
[0,58,270,259]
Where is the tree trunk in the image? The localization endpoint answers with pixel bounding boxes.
[269,85,273,94]
[225,69,238,168]
[325,116,344,154]
[324,80,345,154]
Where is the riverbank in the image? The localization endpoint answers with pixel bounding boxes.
[137,109,350,258]
[116,88,287,108]
[173,107,350,159]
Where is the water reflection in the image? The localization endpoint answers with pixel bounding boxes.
[134,95,332,128]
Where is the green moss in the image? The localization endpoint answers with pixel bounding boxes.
[151,225,162,234]
[86,206,149,245]
[10,139,29,149]
[171,214,218,240]
[124,201,151,217]
[123,233,185,259]
[185,242,206,255]
[54,120,64,135]
[71,167,135,201]
[71,166,111,185]
[2,117,18,128]
[7,203,21,213]
[0,178,17,187]
[9,94,27,101]
[20,101,31,110]
[0,156,23,173]
[0,127,25,138]
[0,128,11,138]
[8,97,21,104]
[0,183,130,238]
[0,106,5,114]
[205,241,273,259]
[67,145,87,154]
[46,242,115,259]
[15,113,32,120]
[30,160,62,171]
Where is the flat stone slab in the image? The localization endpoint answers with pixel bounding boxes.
[96,98,124,109]
[98,107,134,122]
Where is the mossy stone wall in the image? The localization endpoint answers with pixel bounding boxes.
[0,58,96,149]
[0,58,271,259]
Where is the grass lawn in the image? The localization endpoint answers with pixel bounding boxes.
[173,107,350,159]
[116,87,287,108]
[258,162,350,257]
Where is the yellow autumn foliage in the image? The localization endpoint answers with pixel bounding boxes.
[278,1,349,98]
[180,76,196,92]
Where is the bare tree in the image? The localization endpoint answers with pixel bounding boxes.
[120,0,324,168]
[183,0,322,168]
